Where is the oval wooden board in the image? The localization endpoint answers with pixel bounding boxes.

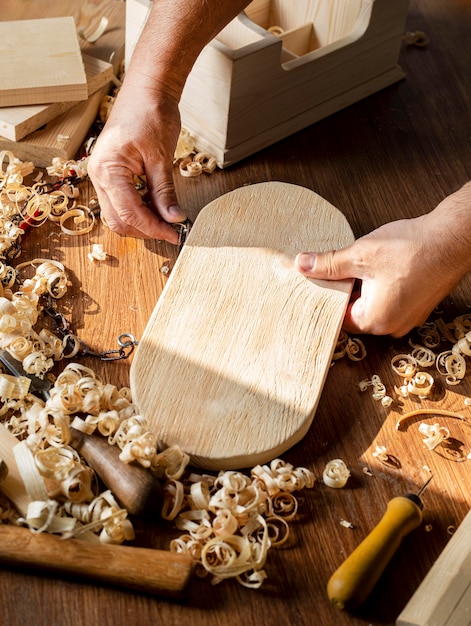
[130,182,354,469]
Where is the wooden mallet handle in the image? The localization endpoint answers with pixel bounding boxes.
[0,525,193,597]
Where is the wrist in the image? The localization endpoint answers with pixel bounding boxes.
[426,182,471,279]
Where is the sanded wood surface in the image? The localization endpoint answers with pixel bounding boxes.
[1,1,471,625]
[131,183,354,468]
[0,17,87,107]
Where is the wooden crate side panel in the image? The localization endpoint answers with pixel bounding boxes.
[179,45,235,152]
[223,0,409,148]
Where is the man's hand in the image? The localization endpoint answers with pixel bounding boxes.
[295,185,471,337]
[88,87,186,243]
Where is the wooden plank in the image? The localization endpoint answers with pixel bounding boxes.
[0,55,113,141]
[130,182,354,470]
[0,17,87,107]
[396,508,471,626]
[0,0,125,167]
[0,87,105,167]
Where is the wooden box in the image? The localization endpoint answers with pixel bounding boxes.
[126,0,410,167]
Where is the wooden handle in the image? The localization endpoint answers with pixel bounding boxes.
[327,496,423,610]
[0,525,193,597]
[69,428,161,516]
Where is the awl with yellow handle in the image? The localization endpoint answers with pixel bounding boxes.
[327,476,432,610]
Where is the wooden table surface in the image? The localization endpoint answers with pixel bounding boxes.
[2,1,471,624]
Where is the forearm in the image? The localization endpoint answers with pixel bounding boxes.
[425,181,471,283]
[126,0,251,100]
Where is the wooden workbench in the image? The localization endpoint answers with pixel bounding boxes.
[2,0,471,624]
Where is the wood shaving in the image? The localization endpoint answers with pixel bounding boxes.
[339,519,354,529]
[359,374,392,407]
[396,409,467,431]
[372,445,389,463]
[322,459,350,488]
[332,330,366,362]
[418,422,450,451]
[87,243,107,262]
[403,30,430,47]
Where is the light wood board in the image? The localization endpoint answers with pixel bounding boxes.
[396,507,471,626]
[130,182,354,469]
[0,0,125,167]
[0,17,87,107]
[0,54,113,141]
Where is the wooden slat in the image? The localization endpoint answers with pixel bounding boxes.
[0,17,87,107]
[397,508,471,626]
[0,55,113,141]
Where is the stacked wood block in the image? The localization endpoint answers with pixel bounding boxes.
[126,0,410,168]
[0,1,126,167]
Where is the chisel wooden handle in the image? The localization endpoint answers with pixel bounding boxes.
[0,525,193,597]
[69,427,161,516]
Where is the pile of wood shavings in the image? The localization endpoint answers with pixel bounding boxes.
[165,459,315,588]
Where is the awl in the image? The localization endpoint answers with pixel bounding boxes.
[327,476,433,610]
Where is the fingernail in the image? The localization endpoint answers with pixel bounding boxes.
[168,204,187,221]
[296,252,316,272]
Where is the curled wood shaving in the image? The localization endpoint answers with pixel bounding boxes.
[436,350,466,385]
[60,207,96,235]
[322,459,350,488]
[418,422,450,451]
[395,409,467,431]
[406,371,434,398]
[332,330,366,362]
[167,459,315,587]
[78,16,109,42]
[174,128,196,162]
[359,374,393,407]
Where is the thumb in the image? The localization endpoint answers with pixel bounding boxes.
[146,161,187,225]
[295,249,354,281]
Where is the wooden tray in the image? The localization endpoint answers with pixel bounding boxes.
[130,182,354,469]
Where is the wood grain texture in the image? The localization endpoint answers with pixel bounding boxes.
[0,54,113,141]
[397,508,471,626]
[131,182,354,468]
[0,17,87,107]
[2,1,471,625]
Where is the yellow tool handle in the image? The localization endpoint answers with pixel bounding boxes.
[327,495,423,610]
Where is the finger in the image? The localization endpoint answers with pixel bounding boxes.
[295,249,355,281]
[145,159,187,225]
[93,166,180,243]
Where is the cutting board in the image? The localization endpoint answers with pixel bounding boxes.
[130,182,354,469]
